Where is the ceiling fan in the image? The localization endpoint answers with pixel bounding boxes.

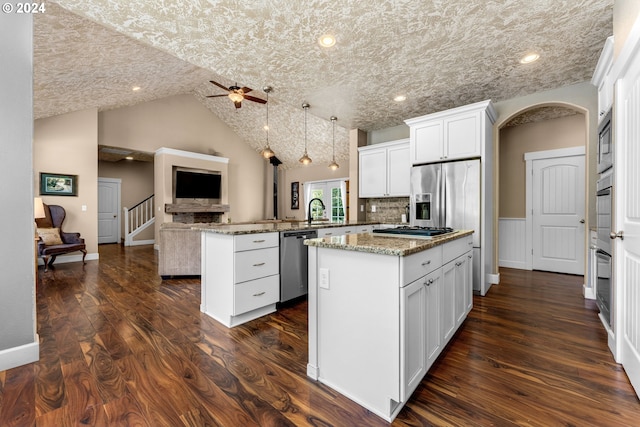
[206,80,267,109]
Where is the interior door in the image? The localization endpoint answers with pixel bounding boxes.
[532,155,585,275]
[98,178,120,244]
[615,43,640,398]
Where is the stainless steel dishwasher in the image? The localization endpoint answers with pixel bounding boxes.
[280,229,317,303]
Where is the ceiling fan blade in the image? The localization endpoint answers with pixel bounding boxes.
[234,101,242,109]
[206,94,228,98]
[244,95,267,104]
[209,80,230,91]
[240,87,252,94]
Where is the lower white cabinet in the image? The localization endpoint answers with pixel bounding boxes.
[201,231,280,327]
[401,239,472,401]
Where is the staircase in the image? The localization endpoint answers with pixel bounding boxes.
[124,195,155,247]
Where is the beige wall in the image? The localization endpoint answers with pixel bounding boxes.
[280,163,350,220]
[100,94,267,225]
[499,113,586,218]
[98,160,155,242]
[34,108,99,257]
[614,0,640,59]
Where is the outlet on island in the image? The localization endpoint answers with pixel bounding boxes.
[371,205,376,213]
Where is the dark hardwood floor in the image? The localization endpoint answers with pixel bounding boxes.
[1,244,638,426]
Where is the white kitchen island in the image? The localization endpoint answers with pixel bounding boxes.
[305,230,474,422]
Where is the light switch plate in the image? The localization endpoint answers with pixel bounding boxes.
[319,268,330,289]
[81,205,87,211]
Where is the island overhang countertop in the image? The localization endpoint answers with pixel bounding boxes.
[304,230,474,256]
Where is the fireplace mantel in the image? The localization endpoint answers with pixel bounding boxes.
[165,203,230,214]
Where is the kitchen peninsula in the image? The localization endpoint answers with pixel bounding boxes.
[305,230,474,422]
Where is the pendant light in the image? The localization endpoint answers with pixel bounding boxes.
[261,86,275,159]
[299,103,312,165]
[328,116,339,170]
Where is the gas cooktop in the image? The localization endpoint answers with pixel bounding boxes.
[372,226,455,238]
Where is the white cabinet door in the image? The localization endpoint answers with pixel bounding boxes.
[387,143,410,196]
[401,276,427,400]
[359,139,410,197]
[464,251,473,315]
[445,112,480,160]
[359,147,387,197]
[411,121,443,164]
[425,269,442,369]
[453,253,469,327]
[441,260,456,344]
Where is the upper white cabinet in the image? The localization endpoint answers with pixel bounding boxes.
[405,100,496,166]
[359,138,410,198]
[592,36,614,122]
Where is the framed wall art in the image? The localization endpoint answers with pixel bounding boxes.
[40,172,78,196]
[291,181,299,209]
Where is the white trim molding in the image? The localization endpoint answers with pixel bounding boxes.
[155,147,229,164]
[37,252,99,266]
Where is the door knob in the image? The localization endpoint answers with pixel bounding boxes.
[610,231,624,240]
[579,219,585,224]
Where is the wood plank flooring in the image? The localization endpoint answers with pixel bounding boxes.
[1,244,638,426]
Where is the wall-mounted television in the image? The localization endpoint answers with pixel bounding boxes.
[173,168,221,200]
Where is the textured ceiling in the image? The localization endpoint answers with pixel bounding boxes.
[35,0,613,169]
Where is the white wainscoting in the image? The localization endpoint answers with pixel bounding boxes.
[499,218,527,270]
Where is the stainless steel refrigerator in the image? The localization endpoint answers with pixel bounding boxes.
[410,159,481,290]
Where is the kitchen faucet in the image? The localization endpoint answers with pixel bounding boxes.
[307,198,326,224]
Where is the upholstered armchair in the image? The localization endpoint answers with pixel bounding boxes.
[35,204,86,271]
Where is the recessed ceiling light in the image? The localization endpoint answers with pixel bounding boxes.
[519,53,540,64]
[132,86,141,91]
[318,34,336,48]
[125,156,134,160]
[394,95,407,102]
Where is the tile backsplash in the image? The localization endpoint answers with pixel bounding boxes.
[365,197,410,223]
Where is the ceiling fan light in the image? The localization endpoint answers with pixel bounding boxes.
[228,91,244,103]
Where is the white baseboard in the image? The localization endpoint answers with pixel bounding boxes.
[154,244,160,251]
[0,337,39,371]
[488,273,500,285]
[127,239,155,247]
[498,260,528,270]
[583,284,596,300]
[38,252,98,265]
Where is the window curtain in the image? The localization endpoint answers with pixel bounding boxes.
[339,180,347,218]
[304,182,312,220]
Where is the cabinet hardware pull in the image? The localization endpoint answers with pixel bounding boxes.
[253,239,266,243]
[325,233,332,236]
[253,292,266,297]
[421,260,431,266]
[455,261,462,266]
[468,255,472,259]
[253,262,265,267]
[427,278,434,286]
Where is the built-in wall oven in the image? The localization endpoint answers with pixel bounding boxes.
[597,109,613,173]
[596,172,613,327]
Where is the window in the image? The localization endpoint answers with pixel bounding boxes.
[304,179,347,223]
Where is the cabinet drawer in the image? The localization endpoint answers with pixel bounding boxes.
[402,247,443,286]
[442,236,473,265]
[234,247,279,283]
[234,274,279,315]
[235,232,278,252]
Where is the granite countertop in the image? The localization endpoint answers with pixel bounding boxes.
[303,230,474,256]
[191,220,380,235]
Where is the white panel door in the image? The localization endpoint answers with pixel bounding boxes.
[532,156,585,275]
[98,178,120,244]
[615,40,640,398]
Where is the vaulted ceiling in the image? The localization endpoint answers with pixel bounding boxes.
[34,1,613,169]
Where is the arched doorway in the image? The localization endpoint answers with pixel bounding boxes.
[495,103,590,277]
